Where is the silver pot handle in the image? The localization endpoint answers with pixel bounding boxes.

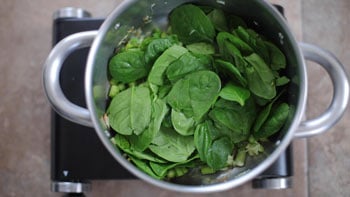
[295,43,349,138]
[43,31,98,127]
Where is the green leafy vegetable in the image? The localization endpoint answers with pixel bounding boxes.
[186,42,215,55]
[194,121,213,162]
[209,98,257,142]
[166,52,212,84]
[129,156,161,179]
[207,137,233,170]
[244,53,276,99]
[169,4,216,44]
[207,9,228,32]
[171,109,195,136]
[112,134,166,163]
[167,70,221,121]
[107,86,151,135]
[149,127,195,163]
[127,98,169,151]
[252,90,286,133]
[106,3,291,180]
[276,76,290,86]
[148,45,188,86]
[219,83,250,106]
[216,32,246,68]
[150,155,198,179]
[109,50,148,83]
[144,38,177,64]
[264,41,286,70]
[253,103,290,139]
[214,59,247,87]
[235,27,270,63]
[253,100,274,133]
[217,31,254,56]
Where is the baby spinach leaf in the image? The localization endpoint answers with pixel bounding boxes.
[166,77,192,116]
[186,42,215,55]
[167,70,221,121]
[253,101,274,133]
[235,27,270,64]
[128,156,161,179]
[171,109,195,136]
[149,127,195,163]
[130,86,152,135]
[219,83,250,106]
[113,134,167,163]
[214,59,247,87]
[144,38,176,64]
[233,26,250,43]
[276,76,290,86]
[188,71,221,121]
[217,32,254,56]
[206,120,228,141]
[246,29,269,60]
[209,98,257,141]
[140,30,163,50]
[207,136,233,170]
[187,71,221,121]
[109,50,148,83]
[128,98,169,151]
[107,88,133,135]
[216,32,251,70]
[157,84,172,99]
[166,52,212,84]
[150,161,175,179]
[244,53,276,99]
[169,4,216,44]
[107,86,151,135]
[253,103,290,139]
[207,9,228,32]
[149,155,199,179]
[213,120,248,144]
[194,121,213,162]
[264,41,286,71]
[148,45,188,86]
[218,38,242,65]
[112,133,130,150]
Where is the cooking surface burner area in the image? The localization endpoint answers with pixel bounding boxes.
[50,6,292,195]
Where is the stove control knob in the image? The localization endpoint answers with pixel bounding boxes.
[53,7,91,20]
[51,181,91,193]
[252,177,292,189]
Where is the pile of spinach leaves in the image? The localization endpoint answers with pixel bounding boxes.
[106,4,290,180]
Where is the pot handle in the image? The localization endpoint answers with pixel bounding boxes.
[294,43,349,138]
[43,31,98,127]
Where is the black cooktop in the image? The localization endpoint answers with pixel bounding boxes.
[51,18,134,182]
[50,5,292,195]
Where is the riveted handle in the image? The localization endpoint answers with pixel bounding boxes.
[295,43,349,138]
[43,31,98,127]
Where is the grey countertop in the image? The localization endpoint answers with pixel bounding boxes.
[0,0,349,196]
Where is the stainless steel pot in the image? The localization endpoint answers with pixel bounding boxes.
[43,0,349,193]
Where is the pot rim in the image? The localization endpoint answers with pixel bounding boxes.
[85,0,307,193]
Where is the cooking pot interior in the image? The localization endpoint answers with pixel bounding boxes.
[88,0,303,186]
